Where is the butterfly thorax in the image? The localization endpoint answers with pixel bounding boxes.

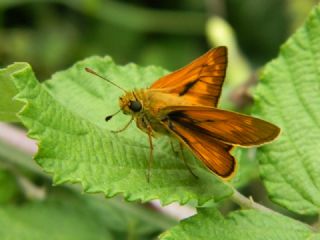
[119,88,190,136]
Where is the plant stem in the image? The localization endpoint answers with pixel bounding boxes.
[230,188,318,232]
[230,187,279,214]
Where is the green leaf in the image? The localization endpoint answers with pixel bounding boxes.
[253,5,320,215]
[0,63,24,122]
[9,59,232,206]
[161,208,317,240]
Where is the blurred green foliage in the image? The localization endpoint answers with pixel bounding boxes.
[0,0,316,79]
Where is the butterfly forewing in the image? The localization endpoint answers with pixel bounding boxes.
[165,106,280,147]
[150,47,227,107]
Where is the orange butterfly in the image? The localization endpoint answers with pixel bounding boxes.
[86,46,280,181]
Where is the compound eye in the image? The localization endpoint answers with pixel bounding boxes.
[129,100,142,112]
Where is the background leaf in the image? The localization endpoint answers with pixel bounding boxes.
[253,5,320,215]
[161,208,317,240]
[10,60,232,207]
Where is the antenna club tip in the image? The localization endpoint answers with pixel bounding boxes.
[105,115,113,121]
[85,67,94,73]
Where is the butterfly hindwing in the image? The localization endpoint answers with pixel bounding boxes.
[150,47,227,107]
[163,117,236,179]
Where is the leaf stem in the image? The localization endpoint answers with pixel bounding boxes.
[230,187,279,214]
[230,188,319,232]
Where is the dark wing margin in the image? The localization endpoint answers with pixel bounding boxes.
[150,47,227,107]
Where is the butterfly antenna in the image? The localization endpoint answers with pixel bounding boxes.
[105,109,122,121]
[85,67,127,93]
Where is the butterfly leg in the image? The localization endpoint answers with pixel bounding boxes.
[111,117,133,133]
[146,125,154,183]
[169,138,179,155]
[136,117,154,182]
[179,142,198,179]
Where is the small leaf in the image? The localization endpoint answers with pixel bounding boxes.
[0,63,24,122]
[253,5,320,214]
[10,59,232,206]
[161,208,317,240]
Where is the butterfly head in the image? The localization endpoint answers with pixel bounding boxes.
[119,92,143,115]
